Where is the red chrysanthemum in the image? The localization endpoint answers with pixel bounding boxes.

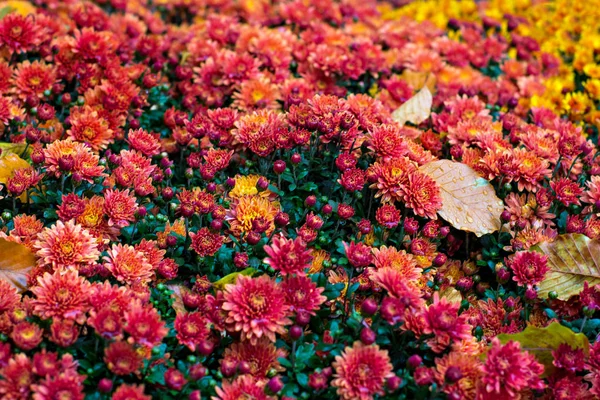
[222,275,291,344]
[343,241,373,268]
[174,311,210,352]
[88,307,123,340]
[0,14,38,53]
[281,275,326,315]
[124,301,168,348]
[112,384,152,400]
[103,244,154,286]
[12,60,57,99]
[367,124,408,159]
[31,370,86,400]
[221,338,286,378]
[67,105,113,151]
[104,189,138,228]
[332,342,394,400]
[339,168,366,192]
[508,250,549,289]
[49,318,80,348]
[30,269,91,324]
[264,233,313,276]
[57,194,86,221]
[375,204,402,229]
[11,321,43,351]
[368,157,416,203]
[479,338,545,398]
[550,177,583,207]
[127,129,161,157]
[213,375,275,400]
[433,351,483,400]
[423,293,472,353]
[401,171,442,219]
[0,353,33,399]
[552,343,585,373]
[190,228,224,257]
[0,280,20,314]
[103,341,144,376]
[34,220,100,270]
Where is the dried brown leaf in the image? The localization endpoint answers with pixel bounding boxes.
[419,160,504,237]
[0,238,36,293]
[533,234,600,300]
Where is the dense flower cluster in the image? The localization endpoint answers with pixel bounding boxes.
[0,0,600,399]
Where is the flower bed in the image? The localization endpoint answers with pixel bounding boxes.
[0,0,600,399]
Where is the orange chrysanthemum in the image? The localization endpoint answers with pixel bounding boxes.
[371,246,421,283]
[34,220,100,270]
[103,244,154,286]
[67,105,113,151]
[222,275,291,344]
[368,157,417,203]
[332,342,394,400]
[401,171,442,219]
[30,269,91,324]
[12,60,56,99]
[226,195,279,237]
[433,351,483,400]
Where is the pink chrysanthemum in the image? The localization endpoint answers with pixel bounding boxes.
[103,189,138,228]
[174,312,210,352]
[0,280,20,314]
[103,244,154,286]
[552,343,585,373]
[30,269,91,324]
[127,128,161,157]
[124,301,168,348]
[34,220,100,270]
[281,275,326,315]
[213,375,275,400]
[222,275,291,344]
[112,384,152,400]
[103,341,144,376]
[550,177,583,207]
[401,171,442,219]
[190,228,224,257]
[479,338,545,398]
[221,338,286,378]
[264,234,313,275]
[508,251,549,289]
[31,370,86,400]
[423,293,472,353]
[332,342,394,400]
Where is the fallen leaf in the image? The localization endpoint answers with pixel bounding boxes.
[0,238,36,293]
[0,153,30,185]
[532,234,600,300]
[439,286,462,303]
[0,1,36,16]
[400,69,437,93]
[496,322,589,378]
[212,268,257,290]
[165,284,187,314]
[0,142,32,159]
[391,85,433,126]
[419,160,504,237]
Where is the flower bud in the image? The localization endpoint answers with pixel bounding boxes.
[267,376,284,393]
[360,298,378,316]
[407,354,422,369]
[360,327,376,345]
[289,325,303,340]
[273,160,286,174]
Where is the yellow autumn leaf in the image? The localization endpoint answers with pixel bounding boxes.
[0,142,32,159]
[0,153,30,185]
[439,286,462,303]
[0,0,36,16]
[0,238,36,293]
[532,234,600,300]
[400,69,437,93]
[166,284,187,315]
[419,160,504,237]
[497,322,589,378]
[391,85,433,126]
[212,267,257,290]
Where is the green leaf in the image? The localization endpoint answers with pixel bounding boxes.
[496,322,589,377]
[296,373,309,387]
[0,6,13,19]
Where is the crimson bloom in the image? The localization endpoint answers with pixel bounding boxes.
[264,233,313,275]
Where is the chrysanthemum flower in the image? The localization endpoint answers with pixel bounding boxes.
[34,220,100,271]
[479,338,545,398]
[0,280,20,314]
[339,168,366,192]
[0,14,38,54]
[127,129,161,157]
[88,307,123,340]
[367,124,408,159]
[104,341,144,376]
[423,293,472,353]
[112,384,152,400]
[370,268,424,308]
[332,342,394,400]
[232,75,280,111]
[30,269,91,323]
[226,195,279,237]
[213,375,275,400]
[264,234,312,275]
[103,189,138,228]
[222,275,291,344]
[552,343,585,373]
[281,275,326,315]
[368,157,416,203]
[174,312,210,352]
[401,171,442,219]
[375,204,401,229]
[123,301,168,348]
[31,370,86,400]
[433,351,483,400]
[103,244,154,286]
[551,177,583,206]
[343,241,373,268]
[0,353,33,399]
[43,139,105,182]
[309,249,330,274]
[57,194,86,221]
[190,228,224,257]
[372,245,421,281]
[49,318,80,348]
[67,105,113,151]
[221,338,286,378]
[11,321,43,351]
[508,250,549,289]
[12,60,57,99]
